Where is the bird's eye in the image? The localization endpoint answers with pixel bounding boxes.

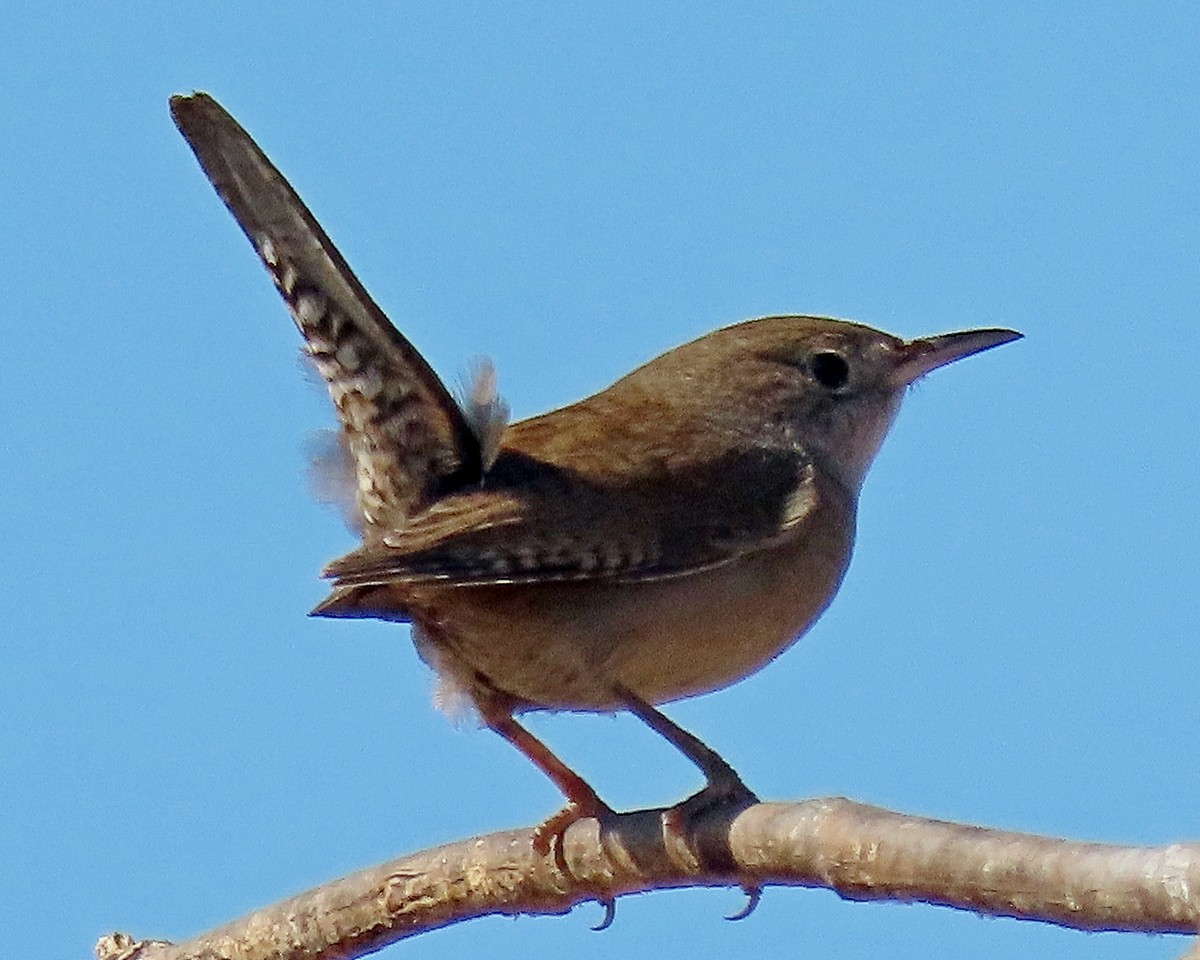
[811,351,850,390]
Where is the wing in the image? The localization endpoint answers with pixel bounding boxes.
[315,443,827,603]
[170,93,482,532]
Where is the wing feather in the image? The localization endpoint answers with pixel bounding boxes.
[319,448,822,591]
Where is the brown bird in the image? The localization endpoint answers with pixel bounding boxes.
[170,92,1020,848]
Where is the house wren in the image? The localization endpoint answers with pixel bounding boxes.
[170,93,1020,844]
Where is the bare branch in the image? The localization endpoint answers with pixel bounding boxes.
[96,797,1200,960]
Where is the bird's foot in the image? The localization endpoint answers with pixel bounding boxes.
[532,796,615,858]
[664,777,763,921]
[663,773,759,836]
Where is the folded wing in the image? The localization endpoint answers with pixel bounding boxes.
[318,442,823,600]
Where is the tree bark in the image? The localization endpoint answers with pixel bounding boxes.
[96,797,1200,960]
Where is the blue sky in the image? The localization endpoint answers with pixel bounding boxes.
[3,3,1199,958]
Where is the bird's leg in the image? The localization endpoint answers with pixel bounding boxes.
[479,699,613,855]
[613,685,763,919]
[611,683,759,826]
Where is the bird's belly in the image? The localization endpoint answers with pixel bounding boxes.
[410,522,852,712]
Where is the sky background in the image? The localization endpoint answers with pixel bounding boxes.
[3,3,1199,958]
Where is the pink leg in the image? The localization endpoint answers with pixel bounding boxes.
[481,703,613,853]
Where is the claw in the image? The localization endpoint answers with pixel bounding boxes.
[532,804,581,857]
[590,897,617,931]
[532,798,614,868]
[725,885,762,921]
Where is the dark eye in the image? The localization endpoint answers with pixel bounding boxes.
[811,351,850,390]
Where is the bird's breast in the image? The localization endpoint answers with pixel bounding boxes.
[406,488,855,713]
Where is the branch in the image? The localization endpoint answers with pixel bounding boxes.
[96,797,1200,960]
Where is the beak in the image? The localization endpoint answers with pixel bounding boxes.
[892,328,1023,386]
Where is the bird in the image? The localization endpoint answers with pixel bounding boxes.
[170,92,1021,849]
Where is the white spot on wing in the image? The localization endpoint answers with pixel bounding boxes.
[782,462,818,529]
